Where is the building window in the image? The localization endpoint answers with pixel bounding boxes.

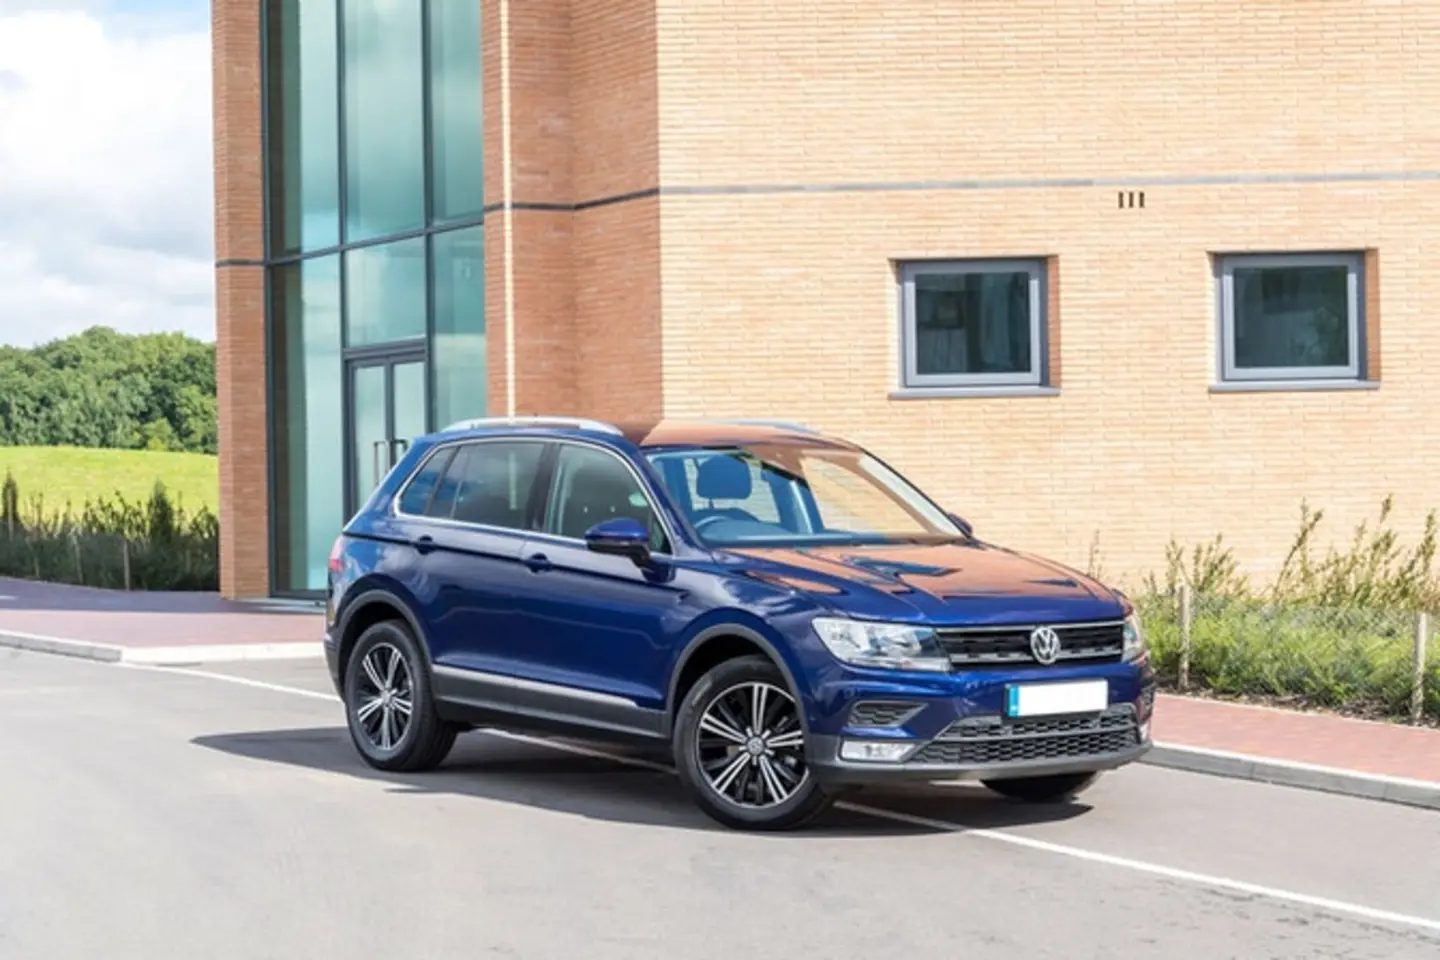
[342,0,427,242]
[265,0,341,254]
[1217,253,1364,383]
[432,226,487,426]
[427,0,485,222]
[270,255,345,593]
[899,259,1046,389]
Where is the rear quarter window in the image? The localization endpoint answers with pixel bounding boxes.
[397,447,456,515]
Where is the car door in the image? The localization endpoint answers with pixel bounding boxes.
[400,437,549,677]
[510,440,688,718]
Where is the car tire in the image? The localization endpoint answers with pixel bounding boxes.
[343,619,459,773]
[981,771,1099,803]
[673,654,833,831]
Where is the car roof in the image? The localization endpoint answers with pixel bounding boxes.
[428,416,860,451]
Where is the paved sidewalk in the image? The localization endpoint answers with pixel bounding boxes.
[0,577,322,664]
[1149,693,1440,809]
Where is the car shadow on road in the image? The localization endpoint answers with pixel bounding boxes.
[192,725,1093,837]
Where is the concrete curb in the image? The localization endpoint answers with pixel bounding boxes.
[1144,742,1440,812]
[0,630,323,667]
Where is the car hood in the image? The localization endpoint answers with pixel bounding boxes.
[722,539,1127,625]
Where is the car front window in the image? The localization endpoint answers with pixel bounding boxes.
[645,443,963,547]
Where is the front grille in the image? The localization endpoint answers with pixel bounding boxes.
[936,620,1125,669]
[910,704,1140,766]
[849,701,923,728]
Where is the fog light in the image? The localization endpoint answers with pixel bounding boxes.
[839,739,917,763]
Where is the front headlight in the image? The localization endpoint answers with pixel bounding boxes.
[1122,612,1147,662]
[811,617,950,672]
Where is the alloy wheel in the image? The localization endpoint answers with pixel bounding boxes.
[695,681,808,808]
[353,641,413,751]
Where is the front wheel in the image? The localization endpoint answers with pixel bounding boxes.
[673,655,833,831]
[982,771,1099,803]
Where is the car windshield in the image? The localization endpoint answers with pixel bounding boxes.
[644,443,965,547]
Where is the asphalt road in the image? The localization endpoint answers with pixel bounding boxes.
[3,649,1439,960]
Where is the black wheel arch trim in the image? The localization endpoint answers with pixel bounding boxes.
[665,623,811,736]
[335,588,437,678]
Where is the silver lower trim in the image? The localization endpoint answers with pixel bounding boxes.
[432,664,639,708]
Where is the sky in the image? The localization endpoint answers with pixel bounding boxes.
[0,0,214,347]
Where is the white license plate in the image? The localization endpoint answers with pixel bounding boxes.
[1006,680,1108,717]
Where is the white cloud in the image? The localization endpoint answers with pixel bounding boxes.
[0,4,213,347]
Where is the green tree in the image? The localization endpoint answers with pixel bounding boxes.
[0,327,217,454]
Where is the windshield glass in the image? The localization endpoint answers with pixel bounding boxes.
[644,443,964,547]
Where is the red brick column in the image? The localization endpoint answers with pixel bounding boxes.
[213,0,270,598]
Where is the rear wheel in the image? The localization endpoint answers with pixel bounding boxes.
[673,655,833,831]
[982,771,1099,803]
[343,620,459,772]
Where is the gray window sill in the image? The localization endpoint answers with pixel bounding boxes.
[889,386,1061,400]
[1209,380,1380,394]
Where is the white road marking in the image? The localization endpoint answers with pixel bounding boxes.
[132,663,1440,936]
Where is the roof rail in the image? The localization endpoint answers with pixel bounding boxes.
[710,418,819,435]
[440,416,623,435]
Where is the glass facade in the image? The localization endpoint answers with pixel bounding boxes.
[265,0,487,593]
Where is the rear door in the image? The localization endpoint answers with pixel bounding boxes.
[400,438,550,676]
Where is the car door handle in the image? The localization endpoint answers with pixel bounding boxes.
[414,535,436,555]
[523,552,553,573]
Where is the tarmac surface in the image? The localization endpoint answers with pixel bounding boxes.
[3,648,1438,959]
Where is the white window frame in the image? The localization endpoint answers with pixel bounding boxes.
[898,259,1047,389]
[1217,252,1364,383]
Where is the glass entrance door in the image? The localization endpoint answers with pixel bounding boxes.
[347,352,428,515]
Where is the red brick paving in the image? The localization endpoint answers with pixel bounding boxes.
[0,577,321,647]
[1152,693,1440,784]
[4,578,1438,785]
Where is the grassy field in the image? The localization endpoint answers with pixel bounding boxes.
[0,445,219,517]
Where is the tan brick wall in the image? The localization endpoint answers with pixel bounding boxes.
[571,0,663,421]
[574,198,663,420]
[213,0,269,598]
[652,0,1440,587]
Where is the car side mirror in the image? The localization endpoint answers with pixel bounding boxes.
[584,516,653,566]
[948,512,974,538]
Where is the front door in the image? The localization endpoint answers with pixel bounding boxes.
[346,351,428,515]
[511,440,686,715]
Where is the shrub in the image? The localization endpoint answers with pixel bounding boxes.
[0,471,218,591]
[1137,496,1440,723]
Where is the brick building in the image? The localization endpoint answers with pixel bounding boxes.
[213,0,1440,598]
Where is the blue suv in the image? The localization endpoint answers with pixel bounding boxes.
[325,416,1156,830]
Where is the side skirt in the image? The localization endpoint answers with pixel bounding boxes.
[431,665,668,745]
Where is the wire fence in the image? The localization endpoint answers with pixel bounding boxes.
[1136,588,1439,725]
[0,475,219,592]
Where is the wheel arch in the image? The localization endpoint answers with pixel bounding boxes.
[335,588,434,684]
[666,622,810,736]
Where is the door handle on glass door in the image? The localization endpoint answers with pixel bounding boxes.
[523,552,552,573]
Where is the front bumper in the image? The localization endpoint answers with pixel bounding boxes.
[808,726,1152,785]
[802,661,1157,785]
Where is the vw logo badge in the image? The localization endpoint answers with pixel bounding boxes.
[1029,626,1062,665]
